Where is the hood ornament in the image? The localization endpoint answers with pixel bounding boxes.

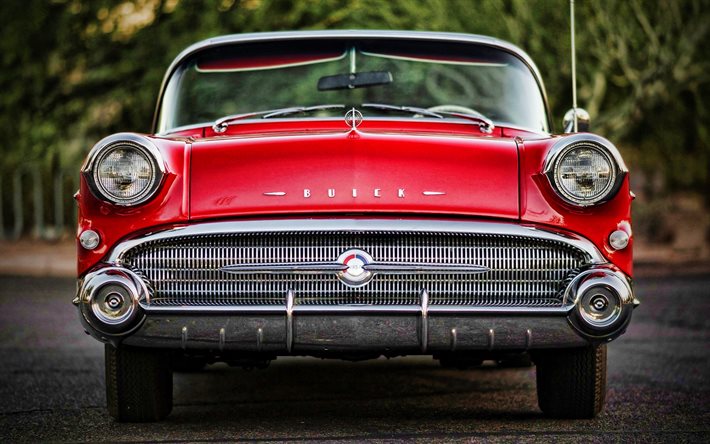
[345,107,363,130]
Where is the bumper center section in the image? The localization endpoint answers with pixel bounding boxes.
[120,312,589,353]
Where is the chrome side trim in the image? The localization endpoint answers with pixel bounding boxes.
[109,219,605,265]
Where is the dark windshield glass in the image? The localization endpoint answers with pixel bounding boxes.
[159,38,548,132]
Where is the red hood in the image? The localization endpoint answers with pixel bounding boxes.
[189,128,519,219]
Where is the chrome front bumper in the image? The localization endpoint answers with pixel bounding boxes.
[76,267,636,353]
[120,311,589,353]
[74,219,638,354]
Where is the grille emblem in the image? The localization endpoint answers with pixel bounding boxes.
[337,249,374,287]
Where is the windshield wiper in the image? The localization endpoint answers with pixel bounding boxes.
[212,104,346,133]
[212,103,495,134]
[362,103,443,119]
[362,103,494,133]
[433,110,495,134]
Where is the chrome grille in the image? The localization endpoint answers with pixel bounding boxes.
[122,231,590,308]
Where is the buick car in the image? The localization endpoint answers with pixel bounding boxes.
[74,30,637,422]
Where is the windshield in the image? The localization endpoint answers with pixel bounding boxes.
[158,38,548,133]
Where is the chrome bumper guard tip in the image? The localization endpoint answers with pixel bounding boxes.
[564,268,636,342]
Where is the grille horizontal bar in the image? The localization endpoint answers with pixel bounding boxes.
[122,230,590,308]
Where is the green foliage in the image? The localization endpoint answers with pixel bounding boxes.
[0,0,708,199]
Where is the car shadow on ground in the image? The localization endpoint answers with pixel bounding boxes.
[168,357,544,424]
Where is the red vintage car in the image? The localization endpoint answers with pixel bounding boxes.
[74,31,637,422]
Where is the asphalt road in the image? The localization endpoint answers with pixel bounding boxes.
[0,272,708,443]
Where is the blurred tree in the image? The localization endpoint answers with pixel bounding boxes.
[571,0,708,203]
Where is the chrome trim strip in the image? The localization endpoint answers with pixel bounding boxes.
[137,303,573,315]
[109,219,605,265]
[221,262,347,274]
[152,30,551,133]
[220,261,489,275]
[427,305,573,314]
[364,263,489,274]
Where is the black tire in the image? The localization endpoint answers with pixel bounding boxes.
[534,345,607,419]
[105,344,173,422]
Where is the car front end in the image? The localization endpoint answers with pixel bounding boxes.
[74,30,637,421]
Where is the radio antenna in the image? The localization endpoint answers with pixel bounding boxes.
[570,0,578,132]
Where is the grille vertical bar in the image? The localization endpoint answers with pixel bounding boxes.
[123,231,590,307]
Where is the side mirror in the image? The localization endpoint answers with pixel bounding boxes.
[563,108,590,133]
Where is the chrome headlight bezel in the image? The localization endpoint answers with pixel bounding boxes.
[543,134,627,207]
[82,133,166,206]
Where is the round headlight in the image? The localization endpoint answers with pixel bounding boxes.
[84,134,164,206]
[545,136,625,207]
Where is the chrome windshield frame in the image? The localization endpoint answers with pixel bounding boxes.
[152,30,551,134]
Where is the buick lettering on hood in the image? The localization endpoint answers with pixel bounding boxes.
[74,31,637,422]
